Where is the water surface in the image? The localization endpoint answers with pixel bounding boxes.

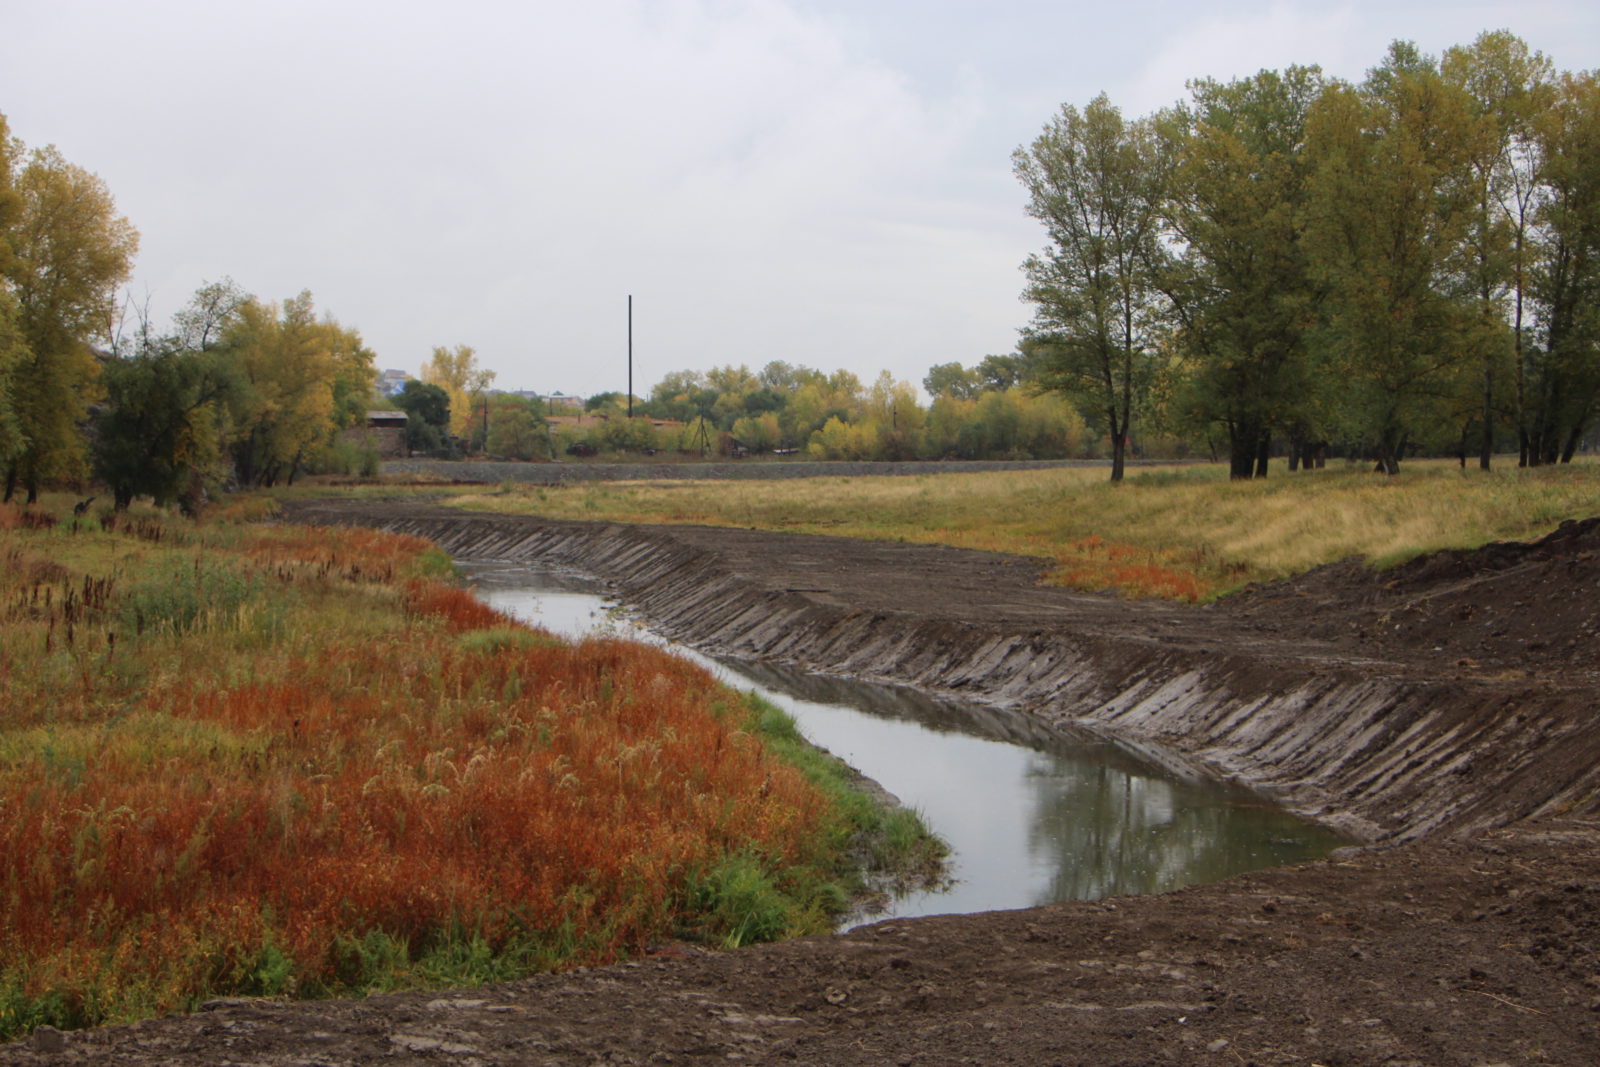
[463,561,1345,923]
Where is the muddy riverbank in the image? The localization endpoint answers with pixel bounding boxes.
[6,501,1599,1066]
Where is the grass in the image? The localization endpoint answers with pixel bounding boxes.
[0,495,942,1039]
[440,457,1600,600]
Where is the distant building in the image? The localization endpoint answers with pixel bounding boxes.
[378,369,413,397]
[341,410,409,457]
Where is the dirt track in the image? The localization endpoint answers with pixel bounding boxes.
[6,502,1600,1066]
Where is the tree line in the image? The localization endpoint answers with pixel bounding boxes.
[1015,31,1600,480]
[549,358,1107,463]
[1,111,498,510]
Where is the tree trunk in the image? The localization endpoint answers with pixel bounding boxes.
[1227,421,1259,480]
[1253,432,1270,478]
[1560,423,1584,463]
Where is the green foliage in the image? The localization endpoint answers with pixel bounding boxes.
[1303,45,1486,474]
[483,394,548,460]
[923,361,980,399]
[93,345,233,511]
[1015,94,1173,481]
[119,556,268,637]
[686,854,797,948]
[396,380,451,452]
[1166,66,1324,479]
[1526,71,1600,464]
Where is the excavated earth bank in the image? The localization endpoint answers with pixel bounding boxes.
[6,501,1600,1066]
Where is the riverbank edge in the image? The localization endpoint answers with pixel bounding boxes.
[286,504,1600,846]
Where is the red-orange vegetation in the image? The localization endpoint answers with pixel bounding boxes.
[1,522,840,1029]
[1048,535,1213,602]
[246,525,439,584]
[403,580,517,632]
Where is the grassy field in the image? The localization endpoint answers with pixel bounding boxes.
[0,497,941,1039]
[442,458,1600,600]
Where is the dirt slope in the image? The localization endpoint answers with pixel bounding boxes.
[6,504,1600,1066]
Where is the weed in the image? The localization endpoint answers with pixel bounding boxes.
[0,513,904,1040]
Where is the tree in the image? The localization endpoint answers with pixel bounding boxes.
[222,292,339,486]
[1442,31,1555,468]
[422,344,494,438]
[923,361,980,399]
[92,343,232,511]
[172,277,247,352]
[484,393,548,460]
[1015,94,1172,481]
[975,353,1033,392]
[1165,67,1324,479]
[0,116,23,471]
[730,413,781,453]
[1304,45,1484,474]
[395,380,451,453]
[1,137,139,502]
[1525,71,1600,463]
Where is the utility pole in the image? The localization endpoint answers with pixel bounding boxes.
[627,294,634,419]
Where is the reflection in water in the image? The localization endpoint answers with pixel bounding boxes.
[462,560,1345,923]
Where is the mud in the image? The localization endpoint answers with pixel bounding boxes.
[6,501,1600,1066]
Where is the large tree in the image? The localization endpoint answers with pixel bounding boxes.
[0,116,23,471]
[1,137,138,502]
[1165,66,1325,479]
[394,379,451,453]
[423,343,494,439]
[1015,94,1172,481]
[222,292,339,487]
[1525,70,1600,463]
[93,343,232,511]
[1304,44,1485,474]
[1441,30,1555,468]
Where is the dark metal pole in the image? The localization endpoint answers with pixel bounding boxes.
[627,294,633,419]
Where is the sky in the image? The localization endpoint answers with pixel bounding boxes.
[4,1,1598,400]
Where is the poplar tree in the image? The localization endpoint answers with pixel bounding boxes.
[1015,94,1172,481]
[1441,30,1555,468]
[1165,66,1324,479]
[223,293,339,487]
[1304,44,1484,474]
[1526,71,1600,463]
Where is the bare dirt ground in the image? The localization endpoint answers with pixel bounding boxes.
[6,506,1600,1066]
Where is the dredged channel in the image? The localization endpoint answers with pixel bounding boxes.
[460,559,1345,926]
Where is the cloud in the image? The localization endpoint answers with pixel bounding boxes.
[4,0,1024,394]
[5,0,1596,398]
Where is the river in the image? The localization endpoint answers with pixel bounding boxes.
[462,560,1345,925]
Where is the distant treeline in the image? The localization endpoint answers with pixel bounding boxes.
[536,358,1121,463]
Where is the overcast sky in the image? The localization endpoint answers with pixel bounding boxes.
[4,1,1597,399]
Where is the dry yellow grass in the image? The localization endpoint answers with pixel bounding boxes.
[447,458,1600,600]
